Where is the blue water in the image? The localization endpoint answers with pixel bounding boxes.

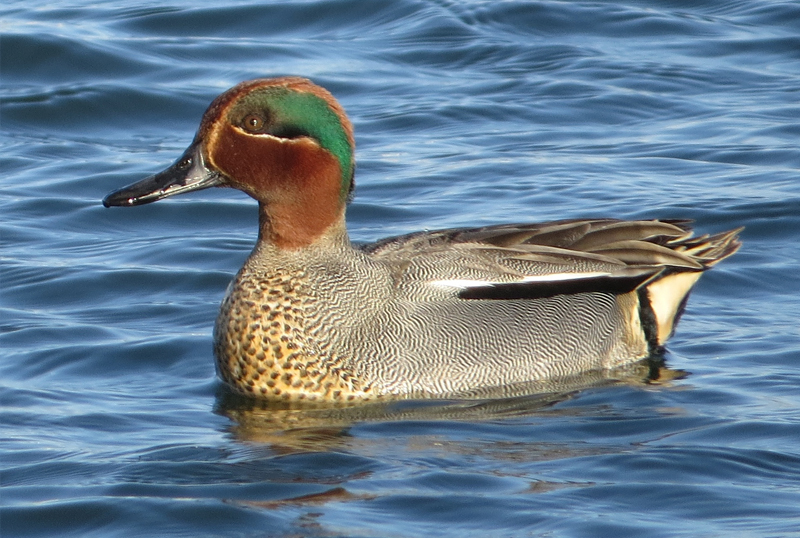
[3,1,800,536]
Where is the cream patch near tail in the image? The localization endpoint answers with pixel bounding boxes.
[645,271,702,345]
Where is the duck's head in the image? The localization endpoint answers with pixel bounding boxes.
[103,77,355,249]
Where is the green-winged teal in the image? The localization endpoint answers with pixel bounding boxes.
[104,77,742,402]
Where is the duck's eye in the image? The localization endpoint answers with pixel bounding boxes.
[242,114,266,132]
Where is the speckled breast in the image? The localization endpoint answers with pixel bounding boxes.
[212,268,375,402]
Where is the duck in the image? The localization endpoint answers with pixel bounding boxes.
[103,76,742,402]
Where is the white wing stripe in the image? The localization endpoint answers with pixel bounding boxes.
[430,272,613,289]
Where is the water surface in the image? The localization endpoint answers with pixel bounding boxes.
[3,1,800,536]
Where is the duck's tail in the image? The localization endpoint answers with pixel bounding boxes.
[644,226,743,346]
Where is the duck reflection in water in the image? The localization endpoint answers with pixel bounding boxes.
[215,356,684,452]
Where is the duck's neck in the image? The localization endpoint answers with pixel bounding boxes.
[258,202,349,251]
[241,137,351,250]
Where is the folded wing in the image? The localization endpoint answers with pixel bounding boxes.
[363,218,742,345]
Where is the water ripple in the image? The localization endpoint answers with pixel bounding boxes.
[3,0,800,536]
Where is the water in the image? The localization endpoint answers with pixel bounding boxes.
[2,1,800,536]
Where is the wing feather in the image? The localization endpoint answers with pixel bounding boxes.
[362,218,741,298]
